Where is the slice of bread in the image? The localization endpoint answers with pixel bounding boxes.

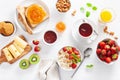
[25,4,49,28]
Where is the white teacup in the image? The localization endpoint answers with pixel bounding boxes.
[72,19,98,45]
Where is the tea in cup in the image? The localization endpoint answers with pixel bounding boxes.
[72,19,98,44]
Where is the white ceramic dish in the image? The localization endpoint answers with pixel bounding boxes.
[15,0,50,34]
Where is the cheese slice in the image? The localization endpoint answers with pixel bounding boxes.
[13,42,24,54]
[14,37,28,49]
[8,45,21,58]
[3,48,13,61]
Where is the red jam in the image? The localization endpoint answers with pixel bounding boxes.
[44,31,57,44]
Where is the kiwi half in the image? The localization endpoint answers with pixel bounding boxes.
[29,54,40,64]
[19,59,30,69]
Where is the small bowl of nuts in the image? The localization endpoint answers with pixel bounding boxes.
[56,0,71,13]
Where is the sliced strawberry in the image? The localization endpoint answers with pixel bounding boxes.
[72,47,76,52]
[112,54,118,60]
[67,50,72,54]
[34,46,40,52]
[105,57,112,63]
[73,50,79,55]
[69,55,74,60]
[101,49,107,56]
[96,48,101,55]
[63,47,67,52]
[71,63,77,69]
[99,41,106,49]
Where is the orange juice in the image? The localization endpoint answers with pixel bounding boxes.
[100,9,113,23]
[56,22,66,32]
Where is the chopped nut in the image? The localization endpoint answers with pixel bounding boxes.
[71,10,76,16]
[109,32,115,36]
[114,36,118,40]
[56,0,71,12]
[104,26,108,33]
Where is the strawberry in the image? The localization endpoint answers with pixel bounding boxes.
[112,54,118,60]
[104,45,110,51]
[67,50,72,54]
[72,47,76,52]
[73,50,79,55]
[111,46,117,54]
[96,49,101,55]
[107,50,112,56]
[63,47,67,52]
[99,55,106,61]
[33,40,39,45]
[77,55,81,58]
[116,46,120,52]
[108,40,115,46]
[105,57,112,63]
[69,55,74,60]
[71,63,77,69]
[99,41,106,49]
[34,46,40,52]
[101,49,107,56]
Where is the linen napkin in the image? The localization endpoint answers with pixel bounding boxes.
[39,59,60,80]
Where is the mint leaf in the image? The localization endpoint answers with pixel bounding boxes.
[86,64,94,68]
[86,11,90,17]
[86,3,92,7]
[92,6,97,11]
[80,7,85,13]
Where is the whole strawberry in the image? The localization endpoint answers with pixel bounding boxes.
[34,46,41,52]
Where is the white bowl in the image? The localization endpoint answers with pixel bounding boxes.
[57,46,82,71]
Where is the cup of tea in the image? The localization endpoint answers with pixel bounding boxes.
[72,19,98,45]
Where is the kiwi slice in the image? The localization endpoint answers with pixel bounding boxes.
[19,59,30,69]
[29,54,40,64]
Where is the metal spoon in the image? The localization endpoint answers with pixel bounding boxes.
[71,47,92,78]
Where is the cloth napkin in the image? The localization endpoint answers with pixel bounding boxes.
[39,59,60,80]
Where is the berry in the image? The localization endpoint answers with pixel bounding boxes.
[105,57,111,63]
[63,47,67,52]
[96,49,101,55]
[104,45,110,51]
[73,50,79,55]
[34,46,40,52]
[108,40,115,46]
[99,41,106,49]
[33,40,39,45]
[101,49,107,56]
[71,63,77,69]
[111,47,117,54]
[112,54,118,60]
[69,55,73,60]
[107,51,112,56]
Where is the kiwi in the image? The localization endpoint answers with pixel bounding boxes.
[19,59,30,69]
[29,54,40,64]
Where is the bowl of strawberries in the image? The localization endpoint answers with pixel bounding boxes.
[57,46,81,70]
[96,38,120,64]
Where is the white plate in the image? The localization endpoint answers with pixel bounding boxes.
[15,0,50,34]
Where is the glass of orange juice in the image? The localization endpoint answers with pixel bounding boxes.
[99,8,114,23]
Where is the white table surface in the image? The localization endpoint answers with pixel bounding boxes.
[0,0,120,80]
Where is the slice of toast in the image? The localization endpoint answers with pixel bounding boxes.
[17,6,33,34]
[0,35,32,64]
[25,4,49,28]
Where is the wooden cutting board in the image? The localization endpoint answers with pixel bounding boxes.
[0,35,32,64]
